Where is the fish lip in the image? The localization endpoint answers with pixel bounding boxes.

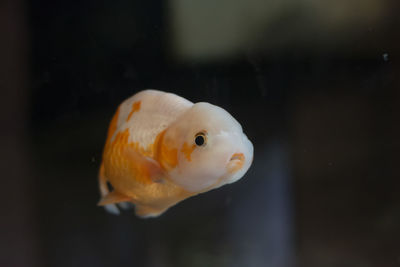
[227,152,245,173]
[229,153,245,162]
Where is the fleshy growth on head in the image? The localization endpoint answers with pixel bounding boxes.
[161,102,253,193]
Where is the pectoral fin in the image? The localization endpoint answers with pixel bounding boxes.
[97,191,131,206]
[104,204,120,215]
[123,146,165,183]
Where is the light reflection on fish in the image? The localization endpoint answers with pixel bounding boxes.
[98,90,253,218]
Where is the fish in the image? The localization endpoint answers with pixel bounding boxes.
[98,89,253,218]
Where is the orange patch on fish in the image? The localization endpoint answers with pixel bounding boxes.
[105,128,153,184]
[126,101,141,121]
[181,142,196,162]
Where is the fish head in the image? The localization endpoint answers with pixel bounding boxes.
[164,102,253,193]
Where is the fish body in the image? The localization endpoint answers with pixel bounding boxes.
[98,90,253,218]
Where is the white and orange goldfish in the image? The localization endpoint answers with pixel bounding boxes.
[98,90,253,218]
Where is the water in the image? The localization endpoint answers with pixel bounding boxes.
[2,0,400,266]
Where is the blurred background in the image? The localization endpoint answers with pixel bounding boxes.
[1,0,399,266]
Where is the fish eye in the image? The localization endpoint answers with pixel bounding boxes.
[194,132,207,146]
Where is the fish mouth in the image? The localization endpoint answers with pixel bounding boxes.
[227,153,245,173]
[230,153,244,162]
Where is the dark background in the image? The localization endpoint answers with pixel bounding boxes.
[1,0,399,266]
